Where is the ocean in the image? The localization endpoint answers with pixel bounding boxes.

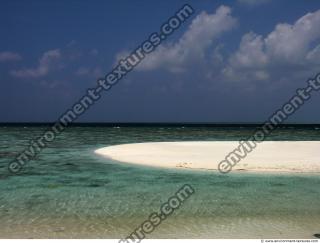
[0,125,320,238]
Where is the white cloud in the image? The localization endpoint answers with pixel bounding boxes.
[229,32,268,69]
[265,11,320,62]
[114,6,320,88]
[120,5,237,72]
[224,9,320,82]
[0,51,22,62]
[11,49,61,78]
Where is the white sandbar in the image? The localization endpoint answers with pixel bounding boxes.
[95,141,320,173]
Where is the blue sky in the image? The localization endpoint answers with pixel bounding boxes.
[1,0,320,123]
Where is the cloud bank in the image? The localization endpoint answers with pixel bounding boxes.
[11,49,61,78]
[224,9,320,82]
[114,5,320,87]
[134,6,237,72]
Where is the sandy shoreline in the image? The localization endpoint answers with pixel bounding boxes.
[95,141,320,173]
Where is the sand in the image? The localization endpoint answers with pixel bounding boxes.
[95,141,320,173]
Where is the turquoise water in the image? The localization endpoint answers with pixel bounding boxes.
[0,126,320,238]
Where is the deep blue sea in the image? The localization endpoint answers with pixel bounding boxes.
[0,125,320,238]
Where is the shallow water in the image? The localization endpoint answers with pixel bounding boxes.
[0,126,320,238]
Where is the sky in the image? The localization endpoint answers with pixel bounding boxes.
[1,0,320,123]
